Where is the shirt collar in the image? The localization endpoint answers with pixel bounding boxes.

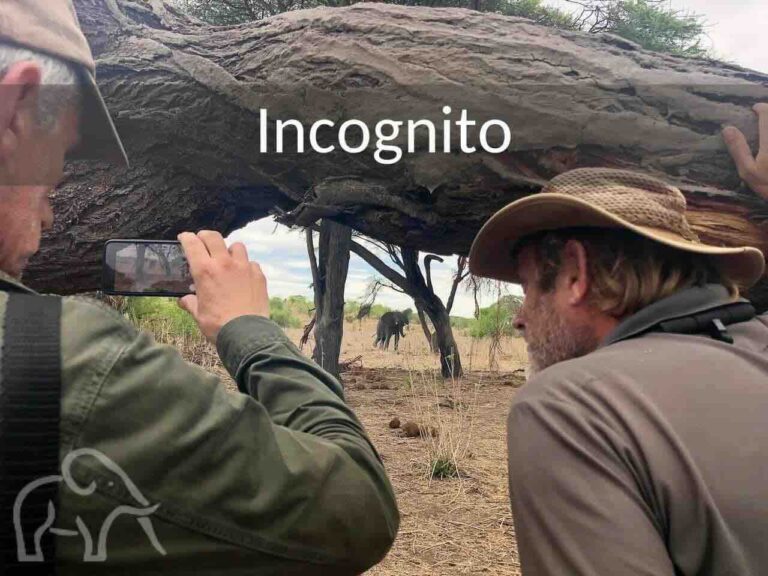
[0,269,38,295]
[602,284,745,347]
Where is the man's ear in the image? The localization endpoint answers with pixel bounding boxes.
[561,239,591,306]
[0,61,43,159]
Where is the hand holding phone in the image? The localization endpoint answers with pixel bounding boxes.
[177,231,270,343]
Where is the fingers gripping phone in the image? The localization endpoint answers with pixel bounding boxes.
[103,240,195,297]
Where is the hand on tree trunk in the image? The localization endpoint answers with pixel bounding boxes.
[723,103,768,201]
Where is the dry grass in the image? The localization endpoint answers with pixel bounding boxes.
[134,310,528,575]
[286,318,528,373]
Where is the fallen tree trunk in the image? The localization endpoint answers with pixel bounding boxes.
[25,1,768,309]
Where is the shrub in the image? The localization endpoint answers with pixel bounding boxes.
[469,295,522,339]
[269,297,302,328]
[123,297,200,339]
[450,316,474,331]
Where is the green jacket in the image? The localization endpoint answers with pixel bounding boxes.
[0,272,399,574]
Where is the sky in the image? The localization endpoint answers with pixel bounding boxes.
[546,0,767,73]
[227,0,767,317]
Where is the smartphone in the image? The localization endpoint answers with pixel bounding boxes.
[102,240,195,297]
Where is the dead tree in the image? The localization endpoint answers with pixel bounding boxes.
[24,1,768,313]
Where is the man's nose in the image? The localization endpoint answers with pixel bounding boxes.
[513,311,525,332]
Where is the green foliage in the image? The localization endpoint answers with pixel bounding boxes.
[429,456,459,479]
[450,316,474,331]
[370,303,394,318]
[345,300,392,321]
[171,0,708,58]
[498,0,576,29]
[123,297,201,339]
[469,294,523,338]
[344,300,362,322]
[269,296,309,328]
[584,0,707,57]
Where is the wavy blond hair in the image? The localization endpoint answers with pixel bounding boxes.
[515,227,739,318]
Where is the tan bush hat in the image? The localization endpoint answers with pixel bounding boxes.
[0,0,128,166]
[469,168,766,289]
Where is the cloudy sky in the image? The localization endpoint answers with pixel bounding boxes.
[228,1,766,318]
[547,0,767,73]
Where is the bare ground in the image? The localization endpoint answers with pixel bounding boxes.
[288,320,527,575]
[203,318,528,575]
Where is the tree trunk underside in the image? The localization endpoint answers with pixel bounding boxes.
[25,1,768,309]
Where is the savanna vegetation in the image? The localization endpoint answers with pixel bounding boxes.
[172,0,709,58]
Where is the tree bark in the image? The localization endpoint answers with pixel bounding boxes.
[23,1,768,311]
[416,306,435,353]
[401,248,463,378]
[312,220,352,378]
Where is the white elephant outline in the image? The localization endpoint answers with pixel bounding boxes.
[13,448,167,562]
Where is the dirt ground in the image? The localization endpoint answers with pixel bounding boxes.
[279,319,528,575]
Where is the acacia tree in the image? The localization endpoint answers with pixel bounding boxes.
[346,237,469,378]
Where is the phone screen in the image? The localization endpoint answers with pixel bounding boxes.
[103,240,195,297]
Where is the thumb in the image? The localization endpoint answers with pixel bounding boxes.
[178,294,199,318]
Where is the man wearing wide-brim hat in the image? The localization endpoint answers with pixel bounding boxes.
[470,108,768,575]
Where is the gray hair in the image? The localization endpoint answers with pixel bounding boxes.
[0,43,82,129]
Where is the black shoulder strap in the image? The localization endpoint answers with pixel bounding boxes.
[1,293,62,575]
[656,301,757,344]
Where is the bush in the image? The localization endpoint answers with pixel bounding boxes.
[124,297,200,339]
[469,295,523,339]
[450,316,474,331]
[269,297,302,328]
[344,300,393,322]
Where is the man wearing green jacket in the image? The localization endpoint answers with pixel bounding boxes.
[0,1,398,573]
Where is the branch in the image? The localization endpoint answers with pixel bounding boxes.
[305,228,321,310]
[423,254,444,294]
[445,256,469,315]
[349,240,412,293]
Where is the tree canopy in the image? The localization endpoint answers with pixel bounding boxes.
[171,0,707,57]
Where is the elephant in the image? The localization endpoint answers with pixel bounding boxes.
[374,311,410,351]
[13,448,166,563]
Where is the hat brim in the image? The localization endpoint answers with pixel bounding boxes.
[469,194,766,289]
[68,70,128,167]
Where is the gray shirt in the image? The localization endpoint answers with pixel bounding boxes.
[508,285,768,576]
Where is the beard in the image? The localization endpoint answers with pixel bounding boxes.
[523,296,600,376]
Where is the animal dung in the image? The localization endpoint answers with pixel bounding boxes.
[389,417,401,429]
[400,421,438,438]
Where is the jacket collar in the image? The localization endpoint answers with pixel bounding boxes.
[602,284,745,347]
[0,269,37,295]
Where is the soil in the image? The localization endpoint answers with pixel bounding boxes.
[291,320,527,575]
[211,318,529,575]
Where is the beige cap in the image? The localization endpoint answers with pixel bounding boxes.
[469,168,766,289]
[0,0,128,166]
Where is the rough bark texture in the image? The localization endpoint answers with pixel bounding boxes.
[24,0,768,309]
[311,220,352,377]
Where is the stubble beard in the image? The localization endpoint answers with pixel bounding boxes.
[524,299,600,377]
